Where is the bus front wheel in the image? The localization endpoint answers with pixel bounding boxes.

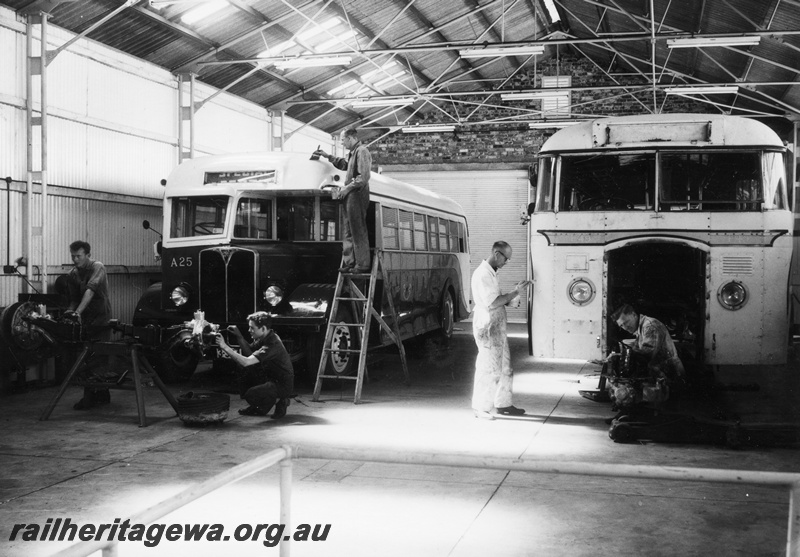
[147,338,199,384]
[329,307,358,377]
[306,307,360,385]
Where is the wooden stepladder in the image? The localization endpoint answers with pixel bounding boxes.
[312,251,409,403]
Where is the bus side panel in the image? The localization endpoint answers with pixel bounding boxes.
[383,251,426,340]
[707,243,790,365]
[762,237,793,362]
[551,247,604,361]
[381,251,464,341]
[531,234,556,359]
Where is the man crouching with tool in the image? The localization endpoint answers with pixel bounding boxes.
[215,312,294,420]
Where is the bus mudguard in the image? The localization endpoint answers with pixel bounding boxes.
[270,283,337,330]
[132,282,166,326]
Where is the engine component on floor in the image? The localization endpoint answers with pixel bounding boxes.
[177,391,230,425]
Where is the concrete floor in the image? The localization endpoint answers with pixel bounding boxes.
[1,324,799,557]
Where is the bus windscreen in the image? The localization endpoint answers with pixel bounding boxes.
[559,153,655,211]
[660,152,762,211]
[170,196,228,237]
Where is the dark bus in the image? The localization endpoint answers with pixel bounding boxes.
[133,152,471,382]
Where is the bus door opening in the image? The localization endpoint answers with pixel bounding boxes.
[606,243,706,374]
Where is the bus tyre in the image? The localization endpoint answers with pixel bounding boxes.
[325,306,358,380]
[150,342,199,384]
[439,289,454,342]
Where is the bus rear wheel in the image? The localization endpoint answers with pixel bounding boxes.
[439,289,454,341]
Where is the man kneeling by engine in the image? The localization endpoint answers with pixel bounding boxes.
[609,304,686,409]
[216,312,293,419]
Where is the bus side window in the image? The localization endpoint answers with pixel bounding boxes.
[448,220,459,252]
[382,207,399,250]
[276,198,314,241]
[235,198,272,239]
[399,210,414,250]
[414,213,427,251]
[428,216,439,251]
[438,218,449,251]
[763,152,788,210]
[535,157,554,212]
[319,199,341,241]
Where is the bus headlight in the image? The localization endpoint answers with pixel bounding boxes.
[567,278,595,306]
[264,285,284,306]
[170,285,190,307]
[717,281,748,310]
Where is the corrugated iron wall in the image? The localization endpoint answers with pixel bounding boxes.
[0,185,162,322]
[0,5,335,327]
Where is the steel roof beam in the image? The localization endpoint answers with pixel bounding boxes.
[424,0,532,93]
[286,79,800,106]
[170,0,323,73]
[257,0,529,105]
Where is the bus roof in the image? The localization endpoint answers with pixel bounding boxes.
[165,151,466,218]
[539,113,784,153]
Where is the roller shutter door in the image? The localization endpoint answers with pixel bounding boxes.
[385,170,530,322]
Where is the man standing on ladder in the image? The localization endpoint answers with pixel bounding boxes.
[313,128,372,274]
[471,241,532,420]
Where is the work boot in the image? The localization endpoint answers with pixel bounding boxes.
[272,398,290,420]
[238,405,268,416]
[496,405,525,416]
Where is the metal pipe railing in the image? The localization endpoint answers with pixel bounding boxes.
[52,445,800,557]
[52,446,293,557]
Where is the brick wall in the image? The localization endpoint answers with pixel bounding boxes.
[371,55,710,168]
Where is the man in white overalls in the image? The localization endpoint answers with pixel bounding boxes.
[470,241,532,420]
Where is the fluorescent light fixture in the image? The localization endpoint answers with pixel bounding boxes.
[274,56,351,70]
[180,0,228,25]
[667,36,761,48]
[460,45,545,59]
[528,120,579,129]
[401,124,456,133]
[351,97,416,108]
[664,85,739,95]
[501,90,567,100]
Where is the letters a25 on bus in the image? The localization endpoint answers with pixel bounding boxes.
[133,152,470,383]
[528,113,794,367]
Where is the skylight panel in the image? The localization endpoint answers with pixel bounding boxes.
[542,0,561,23]
[362,61,398,81]
[327,79,359,96]
[373,70,407,89]
[181,0,228,25]
[311,23,363,53]
[298,17,343,42]
[257,39,294,59]
[316,36,348,53]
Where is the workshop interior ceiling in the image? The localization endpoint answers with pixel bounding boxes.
[5,0,800,136]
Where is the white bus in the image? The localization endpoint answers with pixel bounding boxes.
[528,114,793,370]
[134,152,471,382]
